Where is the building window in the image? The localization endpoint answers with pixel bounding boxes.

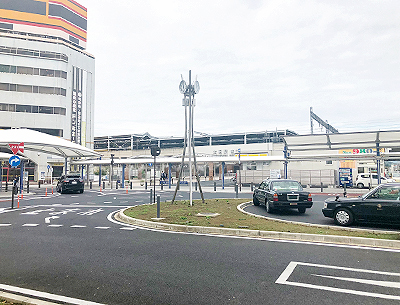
[0,103,66,116]
[0,63,67,79]
[0,45,68,62]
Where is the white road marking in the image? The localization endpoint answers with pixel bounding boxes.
[0,283,106,305]
[48,224,63,227]
[70,225,86,228]
[120,227,137,230]
[77,208,103,216]
[21,208,55,215]
[103,201,112,204]
[312,274,400,289]
[22,224,39,227]
[276,261,400,300]
[0,224,12,227]
[45,216,59,224]
[95,227,110,230]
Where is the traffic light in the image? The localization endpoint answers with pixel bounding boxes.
[151,146,161,157]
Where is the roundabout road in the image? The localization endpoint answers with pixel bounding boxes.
[243,194,400,232]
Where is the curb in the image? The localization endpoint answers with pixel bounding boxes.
[115,206,400,250]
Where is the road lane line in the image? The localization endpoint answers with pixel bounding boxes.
[70,225,86,228]
[95,227,110,230]
[48,224,63,227]
[0,283,106,305]
[276,261,400,301]
[22,224,39,227]
[0,224,12,227]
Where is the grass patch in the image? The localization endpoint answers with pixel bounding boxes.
[124,199,400,241]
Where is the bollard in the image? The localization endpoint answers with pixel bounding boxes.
[5,181,8,192]
[90,181,92,189]
[214,181,216,192]
[103,181,105,190]
[52,186,53,194]
[21,189,23,199]
[38,181,41,188]
[130,181,132,189]
[27,180,30,193]
[161,182,164,190]
[126,185,128,194]
[320,182,323,193]
[150,189,153,204]
[251,182,253,192]
[235,184,238,198]
[157,195,160,218]
[116,181,118,189]
[17,194,19,208]
[145,182,147,190]
[45,188,47,196]
[11,186,15,209]
[343,183,347,197]
[195,182,197,191]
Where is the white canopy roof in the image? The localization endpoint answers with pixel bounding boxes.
[0,129,100,158]
[72,154,285,165]
[282,130,400,151]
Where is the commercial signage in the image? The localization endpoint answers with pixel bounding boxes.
[339,148,385,155]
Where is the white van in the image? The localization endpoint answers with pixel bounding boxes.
[355,173,394,188]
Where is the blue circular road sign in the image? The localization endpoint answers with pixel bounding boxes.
[9,155,21,168]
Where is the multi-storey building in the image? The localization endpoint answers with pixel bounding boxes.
[0,0,95,180]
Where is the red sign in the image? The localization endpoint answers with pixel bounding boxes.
[9,142,24,155]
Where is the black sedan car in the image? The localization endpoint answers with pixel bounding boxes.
[322,183,400,226]
[56,174,84,194]
[253,179,313,214]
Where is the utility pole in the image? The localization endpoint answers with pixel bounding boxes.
[172,70,204,206]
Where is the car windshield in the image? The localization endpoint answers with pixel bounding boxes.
[364,185,400,200]
[271,181,302,192]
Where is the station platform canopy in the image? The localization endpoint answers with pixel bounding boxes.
[0,129,100,158]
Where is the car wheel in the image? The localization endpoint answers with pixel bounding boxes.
[253,195,260,206]
[334,208,354,226]
[298,207,306,214]
[265,200,273,213]
[80,189,84,193]
[357,183,364,189]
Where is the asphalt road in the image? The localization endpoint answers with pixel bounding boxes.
[244,194,400,231]
[0,189,400,304]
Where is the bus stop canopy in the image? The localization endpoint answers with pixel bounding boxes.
[282,130,400,152]
[0,129,100,158]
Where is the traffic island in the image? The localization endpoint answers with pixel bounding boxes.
[115,199,400,249]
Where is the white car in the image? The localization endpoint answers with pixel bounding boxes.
[355,173,395,189]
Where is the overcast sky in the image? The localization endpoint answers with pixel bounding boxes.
[78,0,400,138]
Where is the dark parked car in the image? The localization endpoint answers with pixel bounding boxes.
[56,174,84,194]
[322,183,400,226]
[253,179,313,214]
